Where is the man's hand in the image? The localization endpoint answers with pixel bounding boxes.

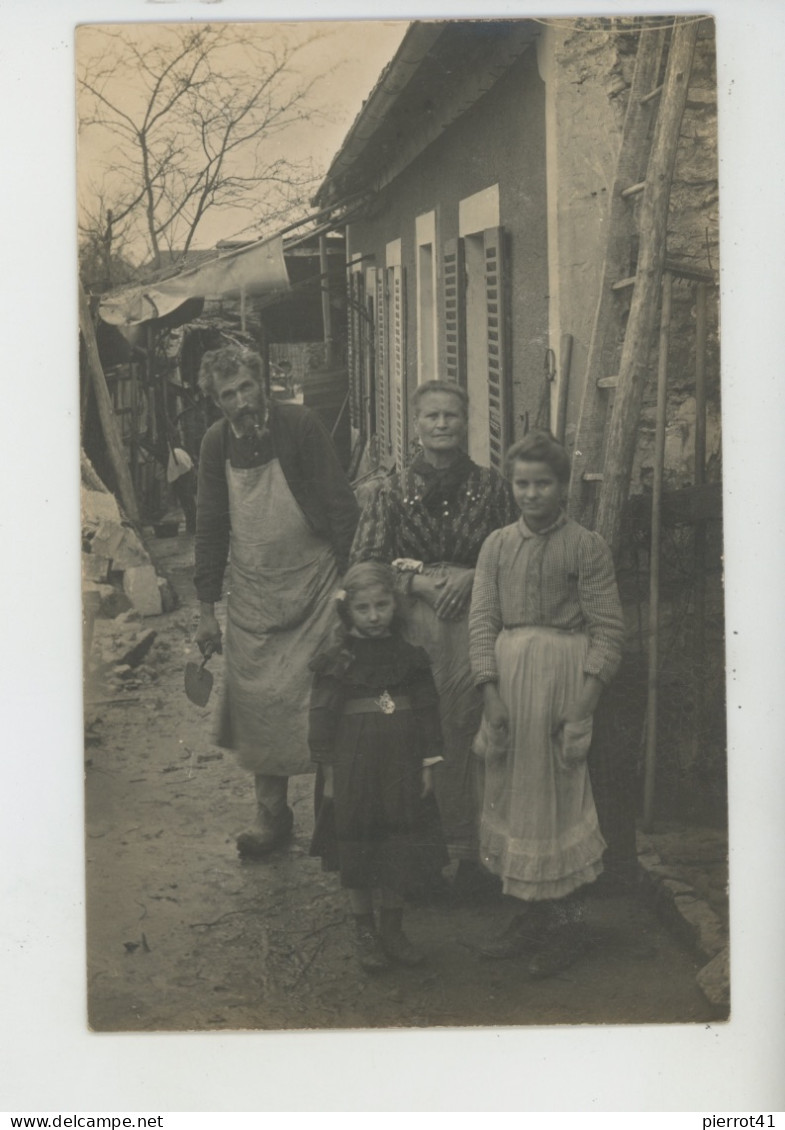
[196,605,223,659]
[421,765,434,799]
[322,766,335,800]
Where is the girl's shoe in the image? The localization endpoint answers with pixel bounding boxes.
[354,921,390,973]
[527,925,591,979]
[381,928,426,966]
[379,908,426,966]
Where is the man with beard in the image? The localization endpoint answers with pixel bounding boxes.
[194,344,359,857]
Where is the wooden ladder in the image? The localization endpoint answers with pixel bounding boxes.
[566,16,701,553]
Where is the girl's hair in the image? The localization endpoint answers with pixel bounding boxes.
[505,430,571,484]
[412,380,469,417]
[198,344,264,398]
[336,561,400,629]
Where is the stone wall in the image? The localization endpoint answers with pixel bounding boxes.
[540,17,721,494]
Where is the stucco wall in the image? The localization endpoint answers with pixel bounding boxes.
[346,45,548,457]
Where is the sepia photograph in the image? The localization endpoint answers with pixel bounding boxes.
[5,0,785,1110]
[75,14,730,1035]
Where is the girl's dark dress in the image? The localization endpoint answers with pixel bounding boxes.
[308,634,446,891]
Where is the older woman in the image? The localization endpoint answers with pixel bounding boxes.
[350,380,516,892]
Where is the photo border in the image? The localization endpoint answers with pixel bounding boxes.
[3,0,784,1112]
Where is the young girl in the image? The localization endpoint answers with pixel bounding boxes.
[469,431,625,978]
[308,561,445,972]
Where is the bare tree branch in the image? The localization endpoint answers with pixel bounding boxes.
[77,24,331,272]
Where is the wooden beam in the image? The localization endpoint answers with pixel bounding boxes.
[595,18,700,554]
[319,233,335,367]
[567,25,666,525]
[643,271,672,831]
[78,278,140,523]
[691,281,709,770]
[555,333,573,444]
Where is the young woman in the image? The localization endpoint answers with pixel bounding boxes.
[469,431,625,977]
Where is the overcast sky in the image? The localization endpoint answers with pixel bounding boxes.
[77,19,409,258]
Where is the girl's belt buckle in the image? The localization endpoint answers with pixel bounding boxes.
[375,690,396,714]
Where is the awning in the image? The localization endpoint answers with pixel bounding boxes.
[98,234,290,328]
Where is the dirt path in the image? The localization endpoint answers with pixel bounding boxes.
[84,532,719,1032]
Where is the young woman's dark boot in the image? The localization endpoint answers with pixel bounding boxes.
[479,902,552,960]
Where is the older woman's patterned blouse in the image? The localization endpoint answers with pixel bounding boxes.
[350,459,517,569]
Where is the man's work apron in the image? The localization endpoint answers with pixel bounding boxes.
[216,458,339,776]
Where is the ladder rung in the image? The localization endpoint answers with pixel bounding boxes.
[663,259,717,284]
[582,472,604,482]
[621,181,646,199]
[640,83,663,104]
[597,376,618,389]
[612,276,636,291]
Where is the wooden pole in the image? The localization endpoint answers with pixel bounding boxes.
[567,25,666,524]
[319,233,334,367]
[694,283,707,485]
[78,278,140,523]
[556,333,573,445]
[691,281,708,767]
[595,18,699,554]
[128,359,139,500]
[80,366,92,433]
[643,271,672,831]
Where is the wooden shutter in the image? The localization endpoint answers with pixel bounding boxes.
[346,269,358,430]
[484,226,510,473]
[375,268,388,451]
[443,237,466,385]
[364,268,376,443]
[391,264,408,470]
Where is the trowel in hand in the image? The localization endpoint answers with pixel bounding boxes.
[184,654,213,706]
